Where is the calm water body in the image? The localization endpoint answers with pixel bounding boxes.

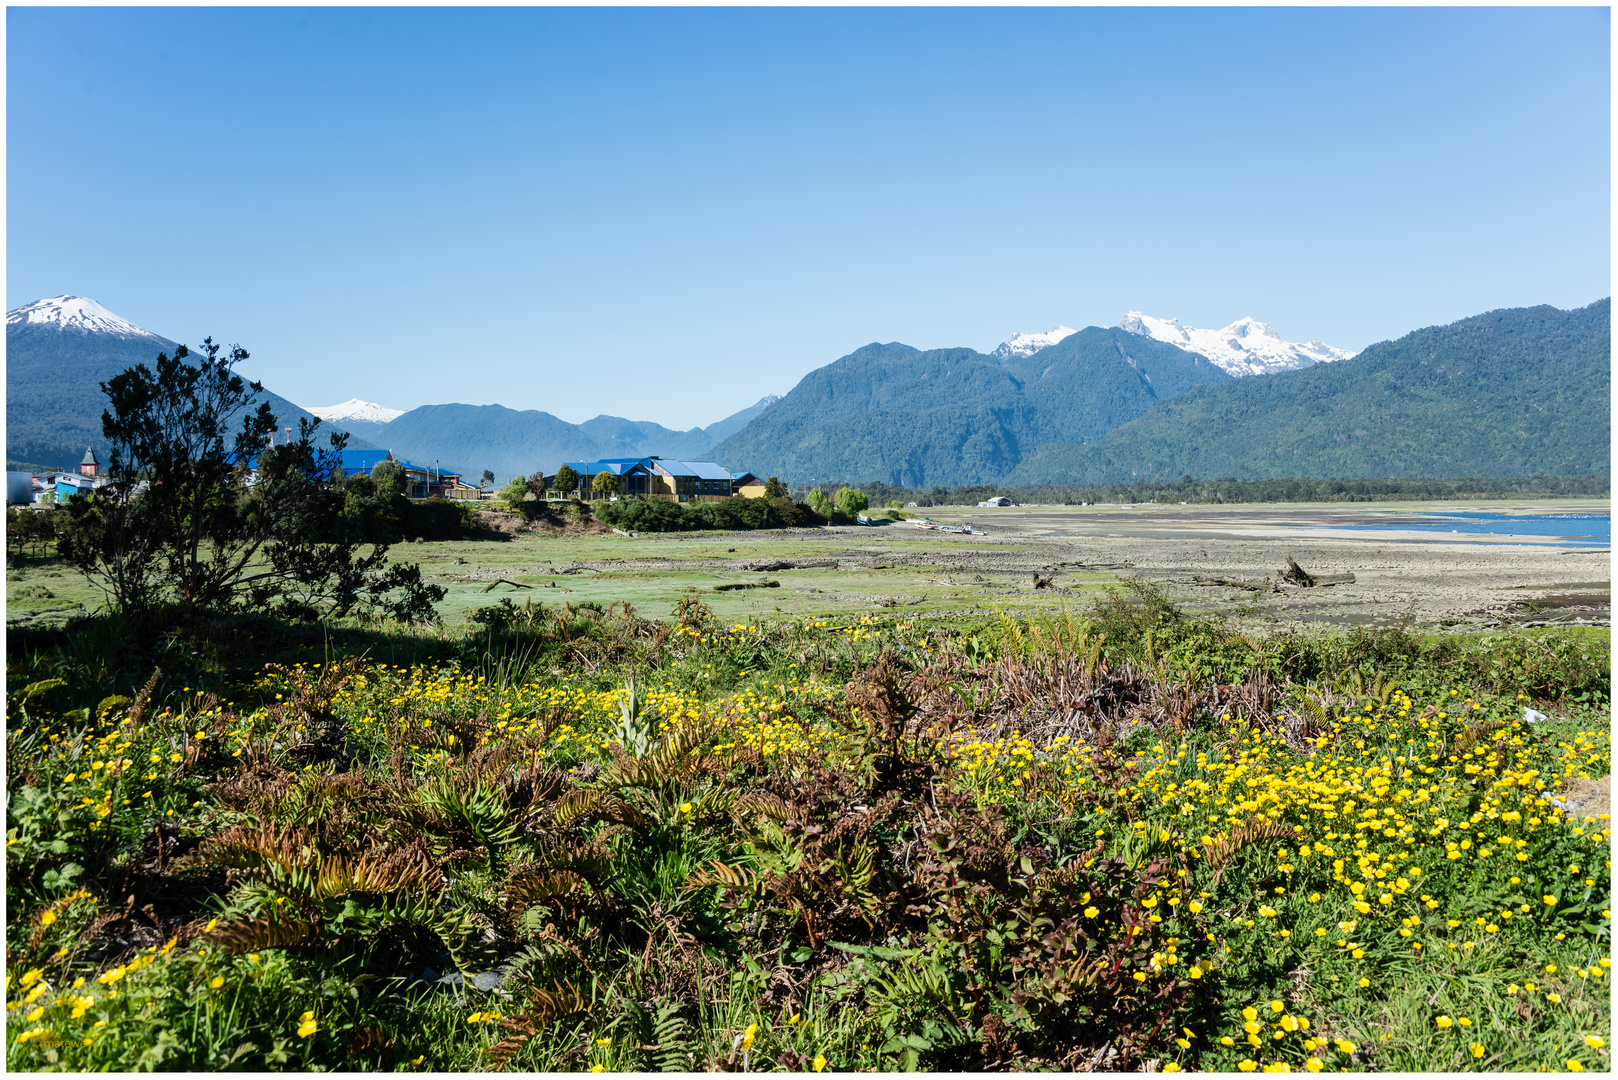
[1344,512,1610,547]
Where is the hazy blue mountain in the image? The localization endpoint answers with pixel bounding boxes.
[377,404,605,481]
[361,395,788,482]
[708,329,1230,487]
[703,394,781,443]
[1005,299,1612,485]
[6,296,376,472]
[578,415,716,460]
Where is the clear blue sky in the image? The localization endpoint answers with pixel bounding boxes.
[8,6,1610,429]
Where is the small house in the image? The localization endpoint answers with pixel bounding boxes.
[562,457,761,502]
[54,472,103,500]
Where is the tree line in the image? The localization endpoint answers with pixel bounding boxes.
[831,474,1610,507]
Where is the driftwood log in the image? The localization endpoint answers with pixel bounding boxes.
[1277,557,1355,587]
[480,578,534,592]
[1193,576,1277,593]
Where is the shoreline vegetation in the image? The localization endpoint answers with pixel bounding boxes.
[5,577,1610,1071]
[828,475,1610,509]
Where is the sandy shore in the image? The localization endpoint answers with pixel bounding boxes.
[836,501,1612,630]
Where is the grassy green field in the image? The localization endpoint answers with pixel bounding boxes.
[6,525,1106,630]
[5,507,1611,1073]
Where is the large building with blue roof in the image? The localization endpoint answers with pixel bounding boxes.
[337,449,463,499]
[562,457,763,501]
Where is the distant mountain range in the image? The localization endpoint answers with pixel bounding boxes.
[10,295,1605,487]
[1008,299,1610,485]
[3,295,777,480]
[366,397,779,483]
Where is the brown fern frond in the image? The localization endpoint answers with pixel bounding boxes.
[205,763,294,816]
[207,916,317,953]
[503,762,569,813]
[690,786,737,818]
[504,869,589,910]
[202,824,316,876]
[1201,816,1296,872]
[551,787,604,828]
[552,789,646,830]
[683,859,763,894]
[486,981,590,1070]
[523,835,615,880]
[730,792,808,826]
[312,848,441,901]
[600,720,712,791]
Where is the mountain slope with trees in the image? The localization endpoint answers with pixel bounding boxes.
[709,328,1230,487]
[7,318,377,472]
[1005,299,1612,484]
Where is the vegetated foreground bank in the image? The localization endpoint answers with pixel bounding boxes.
[5,591,1611,1072]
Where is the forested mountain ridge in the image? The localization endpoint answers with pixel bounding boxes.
[709,328,1229,488]
[6,301,377,471]
[1005,299,1611,485]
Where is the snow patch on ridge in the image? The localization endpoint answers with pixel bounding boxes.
[6,295,159,338]
[992,324,1078,362]
[306,398,405,425]
[1117,311,1355,377]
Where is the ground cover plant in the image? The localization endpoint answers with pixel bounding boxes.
[5,588,1611,1072]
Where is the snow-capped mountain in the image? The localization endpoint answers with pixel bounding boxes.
[306,398,405,425]
[7,295,160,339]
[7,294,389,469]
[991,325,1077,362]
[1117,312,1355,377]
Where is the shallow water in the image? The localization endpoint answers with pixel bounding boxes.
[1338,512,1610,547]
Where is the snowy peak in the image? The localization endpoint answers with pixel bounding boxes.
[6,295,160,339]
[1117,311,1355,377]
[992,324,1077,362]
[306,398,405,425]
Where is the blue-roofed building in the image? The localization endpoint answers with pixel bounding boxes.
[560,456,765,502]
[336,448,462,499]
[338,449,396,476]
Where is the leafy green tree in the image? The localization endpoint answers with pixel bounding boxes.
[763,476,788,499]
[480,469,496,490]
[834,487,869,516]
[592,471,619,497]
[371,459,406,498]
[806,489,834,519]
[499,475,530,512]
[245,420,446,622]
[56,339,444,621]
[552,464,580,496]
[339,471,404,542]
[57,339,274,611]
